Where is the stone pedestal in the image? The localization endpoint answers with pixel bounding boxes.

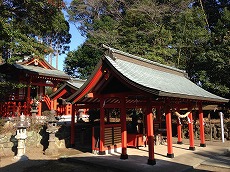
[14,114,29,161]
[31,109,38,124]
[45,110,59,156]
[45,132,59,156]
[14,139,28,161]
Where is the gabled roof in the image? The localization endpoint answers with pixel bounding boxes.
[49,78,86,100]
[0,57,70,81]
[67,46,228,104]
[17,57,55,69]
[13,63,70,80]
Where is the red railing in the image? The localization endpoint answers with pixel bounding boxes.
[43,95,51,110]
[57,103,72,116]
[0,101,27,117]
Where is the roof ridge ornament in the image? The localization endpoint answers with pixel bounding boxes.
[102,44,116,60]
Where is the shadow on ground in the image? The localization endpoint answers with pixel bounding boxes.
[1,156,208,172]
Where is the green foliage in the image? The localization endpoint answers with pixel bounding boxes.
[65,0,230,100]
[64,44,103,79]
[0,0,70,63]
[190,7,230,98]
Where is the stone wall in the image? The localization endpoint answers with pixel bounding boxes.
[0,120,70,157]
[175,119,230,141]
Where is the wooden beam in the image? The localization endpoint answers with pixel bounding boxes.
[72,66,103,104]
[51,89,67,100]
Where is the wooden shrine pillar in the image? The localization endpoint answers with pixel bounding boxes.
[70,104,76,147]
[166,106,174,158]
[51,100,54,110]
[26,77,31,115]
[198,102,206,147]
[146,99,156,165]
[99,98,105,155]
[188,109,195,150]
[176,107,183,144]
[120,96,128,159]
[38,102,42,116]
[52,84,58,110]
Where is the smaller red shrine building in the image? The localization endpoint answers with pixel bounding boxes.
[0,57,70,116]
[49,79,85,116]
[67,45,228,165]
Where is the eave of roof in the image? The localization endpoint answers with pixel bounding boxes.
[67,78,86,89]
[67,61,103,103]
[13,64,70,80]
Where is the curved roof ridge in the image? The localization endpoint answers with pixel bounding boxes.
[102,44,186,75]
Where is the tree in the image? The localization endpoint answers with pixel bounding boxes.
[192,7,230,98]
[65,0,189,77]
[66,0,230,100]
[170,6,210,72]
[0,0,71,63]
[64,43,103,79]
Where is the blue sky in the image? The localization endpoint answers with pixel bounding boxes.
[46,0,86,71]
[57,22,85,70]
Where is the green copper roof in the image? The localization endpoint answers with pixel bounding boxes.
[103,47,228,103]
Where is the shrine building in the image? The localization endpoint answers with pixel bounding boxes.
[67,45,228,165]
[0,57,70,116]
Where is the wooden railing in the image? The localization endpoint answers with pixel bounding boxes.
[0,102,27,117]
[57,103,72,116]
[43,95,51,110]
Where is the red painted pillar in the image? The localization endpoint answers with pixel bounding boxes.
[92,127,95,152]
[176,108,183,144]
[38,102,42,116]
[52,87,57,110]
[51,100,54,110]
[120,96,128,159]
[146,99,156,165]
[26,79,31,116]
[199,103,206,147]
[70,104,76,147]
[188,110,195,150]
[99,98,105,155]
[166,107,174,158]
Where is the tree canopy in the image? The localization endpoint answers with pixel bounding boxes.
[0,0,71,63]
[65,0,230,100]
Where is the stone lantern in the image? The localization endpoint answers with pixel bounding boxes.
[45,110,59,156]
[14,113,30,161]
[30,98,38,123]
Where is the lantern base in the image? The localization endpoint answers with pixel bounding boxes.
[45,147,59,156]
[14,155,28,161]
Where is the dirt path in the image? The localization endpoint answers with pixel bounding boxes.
[1,139,229,172]
[0,145,121,172]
